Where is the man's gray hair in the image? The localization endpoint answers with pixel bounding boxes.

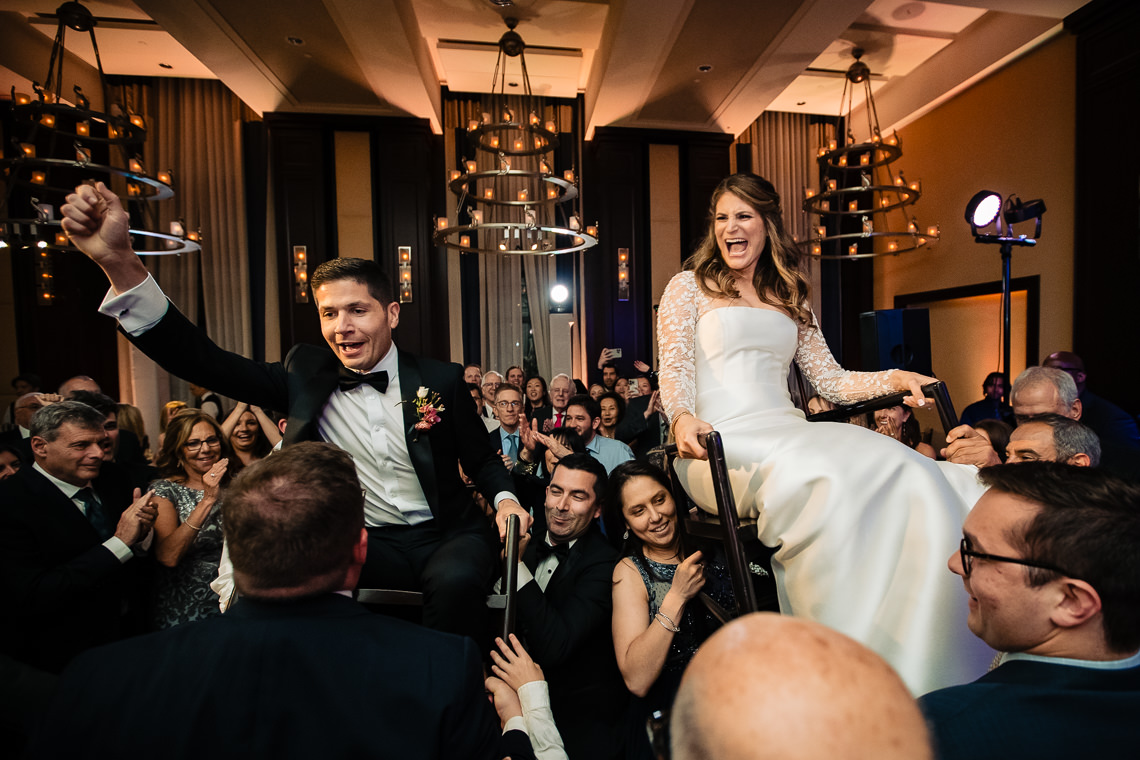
[1022,413,1102,466]
[29,400,107,442]
[1011,366,1079,409]
[550,373,572,385]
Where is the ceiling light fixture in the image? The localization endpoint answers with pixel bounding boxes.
[0,0,198,263]
[801,48,939,260]
[433,17,597,256]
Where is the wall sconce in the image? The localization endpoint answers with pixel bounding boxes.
[35,249,54,305]
[617,246,630,302]
[398,246,412,303]
[292,245,308,303]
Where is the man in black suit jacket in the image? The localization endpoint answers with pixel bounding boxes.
[919,462,1140,759]
[26,443,535,760]
[512,453,627,759]
[62,182,532,641]
[0,400,155,673]
[616,386,666,460]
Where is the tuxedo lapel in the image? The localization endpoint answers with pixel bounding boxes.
[283,348,341,445]
[22,467,102,547]
[398,350,439,512]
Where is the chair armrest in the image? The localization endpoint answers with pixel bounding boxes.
[806,381,957,432]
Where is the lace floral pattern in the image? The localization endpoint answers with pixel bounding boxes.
[657,270,897,421]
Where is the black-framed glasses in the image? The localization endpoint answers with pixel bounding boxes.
[959,538,1071,578]
[184,435,221,452]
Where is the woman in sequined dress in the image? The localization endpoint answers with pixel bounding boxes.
[149,410,230,629]
[607,461,735,759]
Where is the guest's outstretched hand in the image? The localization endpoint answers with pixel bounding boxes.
[484,676,523,726]
[490,634,545,692]
[942,425,1001,467]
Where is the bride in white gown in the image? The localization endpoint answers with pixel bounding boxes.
[661,173,992,694]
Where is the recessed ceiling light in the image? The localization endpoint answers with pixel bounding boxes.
[158,62,173,69]
[698,64,713,73]
[287,36,305,46]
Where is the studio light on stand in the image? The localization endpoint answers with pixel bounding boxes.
[964,190,1047,383]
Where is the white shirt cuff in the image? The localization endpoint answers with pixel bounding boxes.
[103,536,133,563]
[503,715,528,735]
[517,680,550,711]
[493,491,519,510]
[99,273,169,336]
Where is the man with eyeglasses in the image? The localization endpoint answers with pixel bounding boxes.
[491,384,525,468]
[0,401,156,674]
[919,462,1140,759]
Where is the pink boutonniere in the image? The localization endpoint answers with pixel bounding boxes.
[402,386,445,439]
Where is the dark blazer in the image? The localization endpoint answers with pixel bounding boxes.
[615,394,664,459]
[1079,390,1140,479]
[919,658,1140,760]
[517,528,626,759]
[530,405,566,433]
[0,463,144,673]
[128,302,513,525]
[26,594,534,760]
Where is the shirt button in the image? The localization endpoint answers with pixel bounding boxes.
[373,426,381,432]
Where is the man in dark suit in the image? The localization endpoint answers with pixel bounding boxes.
[490,383,525,468]
[919,462,1140,759]
[616,382,666,460]
[0,400,156,673]
[511,453,627,759]
[26,442,535,759]
[62,182,532,641]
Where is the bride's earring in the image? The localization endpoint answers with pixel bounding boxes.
[623,527,630,540]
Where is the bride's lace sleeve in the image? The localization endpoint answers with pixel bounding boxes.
[657,271,703,422]
[795,314,899,403]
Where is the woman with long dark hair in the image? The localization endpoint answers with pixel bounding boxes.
[606,461,734,760]
[658,173,990,693]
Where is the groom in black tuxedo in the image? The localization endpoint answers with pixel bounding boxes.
[61,182,533,641]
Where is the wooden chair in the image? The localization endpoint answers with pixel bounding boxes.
[355,512,521,640]
[806,380,958,433]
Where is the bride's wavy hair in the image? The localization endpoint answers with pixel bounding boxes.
[684,173,812,325]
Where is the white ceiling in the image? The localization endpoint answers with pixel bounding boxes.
[0,0,1090,137]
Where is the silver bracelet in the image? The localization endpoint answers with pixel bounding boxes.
[654,611,680,633]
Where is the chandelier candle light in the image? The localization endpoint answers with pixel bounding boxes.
[801,48,939,260]
[432,18,597,257]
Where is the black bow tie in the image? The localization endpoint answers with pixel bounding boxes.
[338,367,389,394]
[536,540,570,561]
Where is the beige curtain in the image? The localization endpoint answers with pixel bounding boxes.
[113,79,253,418]
[523,256,554,379]
[479,255,524,375]
[738,111,815,246]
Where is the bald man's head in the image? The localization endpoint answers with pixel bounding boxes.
[671,614,932,760]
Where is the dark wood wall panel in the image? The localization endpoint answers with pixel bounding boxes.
[265,114,442,360]
[1066,0,1140,414]
[584,128,731,380]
